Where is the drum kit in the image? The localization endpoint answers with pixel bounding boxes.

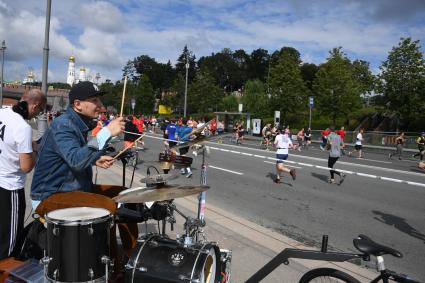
[36,170,232,283]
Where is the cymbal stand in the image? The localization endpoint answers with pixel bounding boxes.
[197,145,208,242]
[172,204,206,247]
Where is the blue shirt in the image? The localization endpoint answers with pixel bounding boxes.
[177,125,192,142]
[166,124,177,141]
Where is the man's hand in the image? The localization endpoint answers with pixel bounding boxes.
[106,117,125,136]
[96,155,115,169]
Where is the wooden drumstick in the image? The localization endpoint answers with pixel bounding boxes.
[119,75,128,117]
[113,134,144,160]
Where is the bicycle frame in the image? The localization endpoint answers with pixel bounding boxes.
[246,247,363,283]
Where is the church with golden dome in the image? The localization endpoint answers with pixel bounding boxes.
[66,55,95,86]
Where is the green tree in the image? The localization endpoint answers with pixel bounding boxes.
[220,95,239,112]
[175,45,197,84]
[313,47,362,125]
[269,47,308,123]
[188,68,223,115]
[242,80,270,118]
[351,59,375,105]
[300,63,319,91]
[377,37,425,129]
[131,75,155,114]
[248,48,270,82]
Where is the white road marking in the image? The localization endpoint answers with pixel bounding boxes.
[356,173,378,179]
[209,165,244,175]
[207,144,425,188]
[263,161,302,169]
[205,140,425,178]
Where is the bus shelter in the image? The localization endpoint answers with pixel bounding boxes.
[214,111,251,133]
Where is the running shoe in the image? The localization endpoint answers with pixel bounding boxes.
[186,172,193,178]
[339,173,346,185]
[274,178,282,183]
[388,153,392,160]
[328,178,335,184]
[289,169,296,180]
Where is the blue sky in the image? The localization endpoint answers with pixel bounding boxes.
[0,0,424,83]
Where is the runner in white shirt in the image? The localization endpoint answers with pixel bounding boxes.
[0,89,46,259]
[349,128,364,158]
[273,127,296,183]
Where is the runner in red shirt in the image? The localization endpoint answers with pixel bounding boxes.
[320,128,330,150]
[210,118,217,135]
[336,126,346,155]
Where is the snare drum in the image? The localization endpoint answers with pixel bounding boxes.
[44,207,113,282]
[125,235,220,283]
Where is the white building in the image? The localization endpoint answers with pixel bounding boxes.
[66,55,97,85]
[66,55,75,86]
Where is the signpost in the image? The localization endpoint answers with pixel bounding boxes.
[308,96,314,129]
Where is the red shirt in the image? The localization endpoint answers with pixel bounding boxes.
[322,129,330,137]
[210,120,217,131]
[337,130,346,140]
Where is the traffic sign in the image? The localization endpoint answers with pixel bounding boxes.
[309,96,314,108]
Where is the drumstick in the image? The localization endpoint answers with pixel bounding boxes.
[113,134,144,160]
[119,76,128,117]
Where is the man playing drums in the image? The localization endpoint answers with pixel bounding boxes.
[30,81,136,275]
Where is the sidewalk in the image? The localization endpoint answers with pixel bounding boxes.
[97,164,378,282]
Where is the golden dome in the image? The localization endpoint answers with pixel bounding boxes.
[80,67,86,71]
[69,55,75,62]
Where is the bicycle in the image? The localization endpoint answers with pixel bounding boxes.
[246,234,423,283]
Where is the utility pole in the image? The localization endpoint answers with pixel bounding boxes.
[38,0,52,136]
[0,40,6,108]
[183,52,189,117]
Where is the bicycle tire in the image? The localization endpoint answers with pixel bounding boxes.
[299,268,361,283]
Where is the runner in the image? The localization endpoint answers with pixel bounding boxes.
[413,132,425,161]
[304,128,312,149]
[349,128,364,158]
[296,128,305,151]
[326,126,346,185]
[320,127,330,150]
[273,128,296,183]
[389,132,406,160]
[336,126,346,155]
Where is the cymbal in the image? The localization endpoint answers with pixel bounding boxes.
[113,185,210,203]
[140,173,179,184]
[172,120,212,149]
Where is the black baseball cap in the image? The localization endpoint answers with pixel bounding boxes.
[69,81,105,104]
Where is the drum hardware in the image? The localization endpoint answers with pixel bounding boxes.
[101,256,112,283]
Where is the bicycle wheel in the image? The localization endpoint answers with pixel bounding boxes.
[299,268,361,283]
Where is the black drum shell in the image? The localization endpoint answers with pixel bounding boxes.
[45,214,112,282]
[125,236,219,283]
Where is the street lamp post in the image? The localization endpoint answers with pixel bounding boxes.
[183,54,189,117]
[0,40,6,108]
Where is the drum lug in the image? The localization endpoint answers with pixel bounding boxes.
[138,267,147,273]
[88,227,94,236]
[52,227,59,236]
[88,268,94,280]
[53,269,59,280]
[40,256,52,265]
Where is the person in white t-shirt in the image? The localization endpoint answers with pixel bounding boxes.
[349,128,364,158]
[273,127,296,183]
[0,89,46,259]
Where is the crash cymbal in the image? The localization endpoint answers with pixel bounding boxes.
[113,185,209,203]
[140,173,179,184]
[171,119,213,149]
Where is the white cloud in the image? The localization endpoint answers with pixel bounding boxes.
[0,0,424,83]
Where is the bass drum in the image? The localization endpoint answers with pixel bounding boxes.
[125,235,219,283]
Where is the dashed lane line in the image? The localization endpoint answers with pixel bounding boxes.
[209,165,244,175]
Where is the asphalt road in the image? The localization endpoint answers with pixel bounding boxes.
[119,133,425,281]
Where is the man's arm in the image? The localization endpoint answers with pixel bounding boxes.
[19,152,36,173]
